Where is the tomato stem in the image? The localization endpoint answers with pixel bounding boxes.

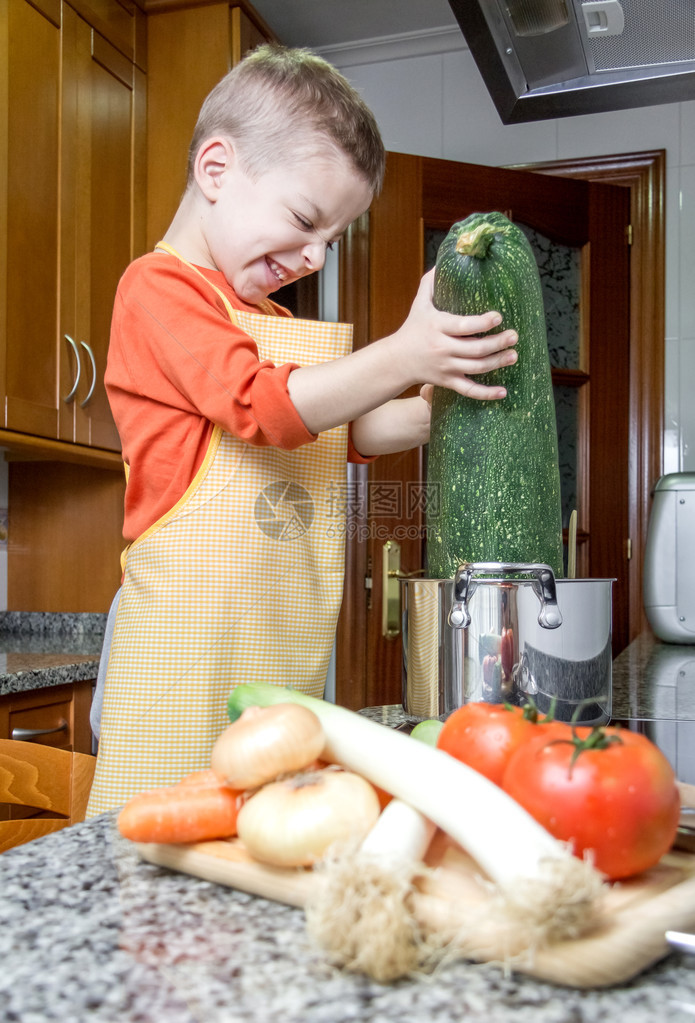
[547,723,624,775]
[503,696,557,725]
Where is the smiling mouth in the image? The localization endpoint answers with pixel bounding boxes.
[267,257,291,283]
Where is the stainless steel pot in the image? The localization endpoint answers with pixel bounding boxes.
[401,562,614,725]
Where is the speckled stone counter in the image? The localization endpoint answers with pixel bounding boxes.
[611,631,695,722]
[363,630,695,729]
[0,612,106,697]
[2,814,695,1023]
[4,631,695,1019]
[362,630,695,783]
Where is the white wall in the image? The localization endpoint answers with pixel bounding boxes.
[321,32,695,477]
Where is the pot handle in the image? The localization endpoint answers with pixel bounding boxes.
[448,562,563,631]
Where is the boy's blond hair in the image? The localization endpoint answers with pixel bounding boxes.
[187,44,385,195]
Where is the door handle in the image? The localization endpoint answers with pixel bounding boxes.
[381,540,428,639]
[63,334,81,403]
[79,341,97,408]
[12,720,68,740]
[382,539,401,639]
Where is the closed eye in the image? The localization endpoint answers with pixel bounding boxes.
[293,211,336,250]
[294,212,313,231]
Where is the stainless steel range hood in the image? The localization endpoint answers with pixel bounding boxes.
[448,0,695,123]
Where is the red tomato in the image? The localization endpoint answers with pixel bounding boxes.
[502,726,681,880]
[436,702,555,787]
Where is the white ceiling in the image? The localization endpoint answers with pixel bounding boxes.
[250,0,459,50]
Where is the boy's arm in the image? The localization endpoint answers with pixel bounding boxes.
[286,270,517,437]
[349,390,432,457]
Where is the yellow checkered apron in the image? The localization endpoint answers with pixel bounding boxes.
[87,250,351,815]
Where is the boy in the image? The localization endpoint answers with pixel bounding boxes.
[87,45,517,815]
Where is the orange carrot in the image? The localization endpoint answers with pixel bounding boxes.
[118,779,245,844]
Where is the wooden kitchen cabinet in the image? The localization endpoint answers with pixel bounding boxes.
[0,0,146,453]
[60,2,147,449]
[0,680,94,755]
[0,679,94,823]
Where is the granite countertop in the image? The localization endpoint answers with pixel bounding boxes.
[0,612,691,722]
[363,629,695,729]
[2,814,695,1023]
[0,612,106,697]
[3,630,695,1018]
[363,631,695,784]
[611,631,695,721]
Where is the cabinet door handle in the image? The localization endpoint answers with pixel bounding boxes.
[11,720,68,740]
[63,334,81,403]
[79,341,97,408]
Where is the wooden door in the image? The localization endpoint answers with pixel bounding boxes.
[336,152,630,710]
[60,5,140,451]
[2,0,62,438]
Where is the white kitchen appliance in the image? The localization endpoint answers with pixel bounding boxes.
[644,473,695,643]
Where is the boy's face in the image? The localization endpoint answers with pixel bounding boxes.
[200,143,373,304]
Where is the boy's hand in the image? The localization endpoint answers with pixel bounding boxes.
[396,269,518,401]
[286,271,517,439]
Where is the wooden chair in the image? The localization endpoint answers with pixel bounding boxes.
[0,739,96,852]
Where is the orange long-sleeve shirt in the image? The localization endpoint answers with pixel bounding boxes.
[106,250,365,542]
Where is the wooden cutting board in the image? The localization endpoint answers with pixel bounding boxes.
[137,821,695,989]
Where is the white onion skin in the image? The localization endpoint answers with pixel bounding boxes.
[210,704,325,790]
[237,769,381,867]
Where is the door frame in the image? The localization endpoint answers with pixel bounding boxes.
[518,151,665,644]
[335,150,664,710]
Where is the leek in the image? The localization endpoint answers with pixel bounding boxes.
[228,684,604,976]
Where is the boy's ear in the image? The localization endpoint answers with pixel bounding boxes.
[194,137,236,201]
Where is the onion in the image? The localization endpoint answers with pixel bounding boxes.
[228,684,606,979]
[237,768,381,867]
[210,703,325,789]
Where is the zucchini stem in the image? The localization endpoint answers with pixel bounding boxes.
[455,221,505,259]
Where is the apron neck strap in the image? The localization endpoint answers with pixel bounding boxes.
[153,242,277,318]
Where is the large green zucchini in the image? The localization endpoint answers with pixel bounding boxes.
[426,211,563,578]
